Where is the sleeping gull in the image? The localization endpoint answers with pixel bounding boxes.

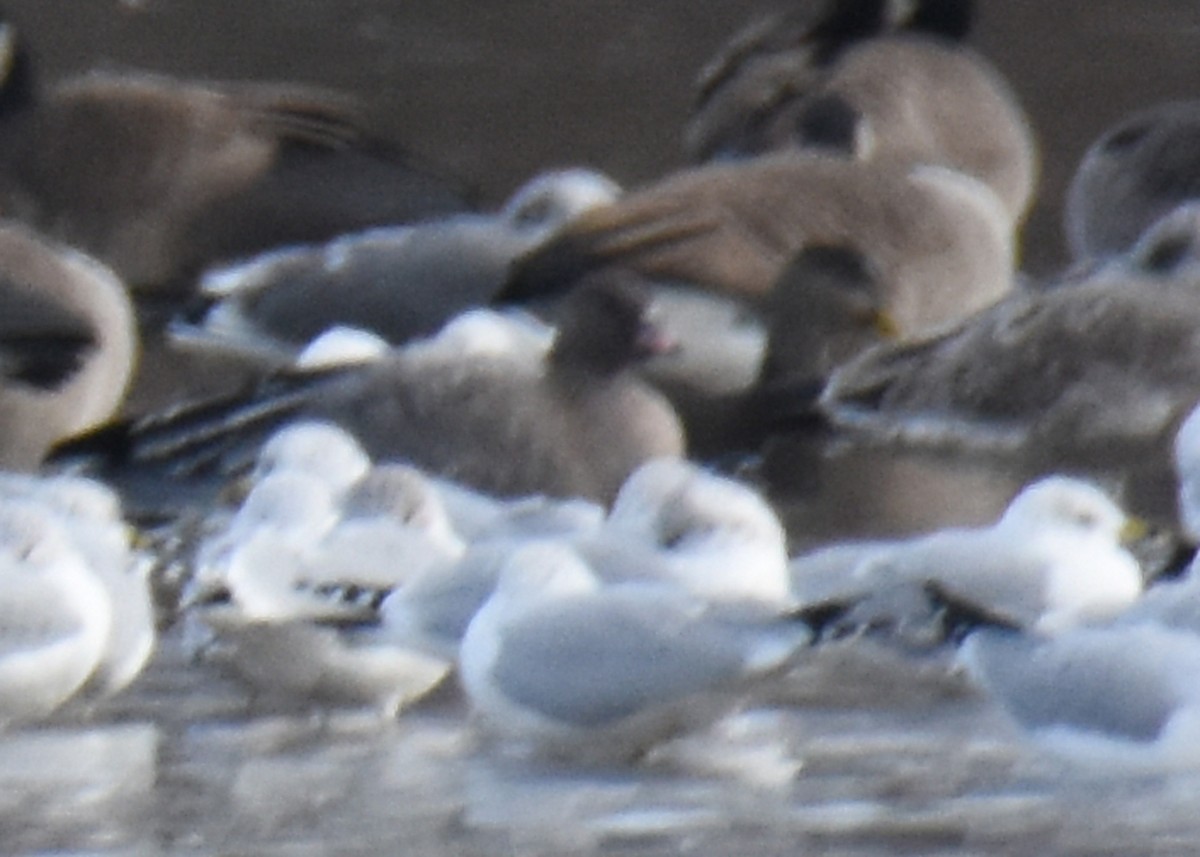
[380,458,790,667]
[0,474,155,700]
[0,499,113,724]
[458,541,821,763]
[196,167,621,349]
[791,475,1145,640]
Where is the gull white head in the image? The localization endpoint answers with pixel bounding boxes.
[252,421,371,496]
[500,168,622,236]
[606,458,790,602]
[996,475,1143,631]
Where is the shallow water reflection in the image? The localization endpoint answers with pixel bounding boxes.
[0,623,1196,855]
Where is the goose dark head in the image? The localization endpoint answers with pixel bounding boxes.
[761,243,897,383]
[550,278,677,377]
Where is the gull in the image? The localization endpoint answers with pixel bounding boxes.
[0,473,155,700]
[957,621,1200,769]
[379,457,791,666]
[0,499,113,724]
[189,506,453,715]
[593,457,791,603]
[948,559,1200,769]
[195,168,621,349]
[458,541,821,763]
[790,475,1145,640]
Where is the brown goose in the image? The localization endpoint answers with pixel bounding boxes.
[684,0,1037,224]
[0,15,468,301]
[656,243,899,456]
[504,152,1015,340]
[69,279,684,507]
[0,221,137,470]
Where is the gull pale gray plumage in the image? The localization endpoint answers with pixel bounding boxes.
[459,541,817,763]
[685,0,1037,223]
[821,209,1200,524]
[0,473,155,700]
[339,462,466,556]
[191,506,454,714]
[1065,101,1200,263]
[791,476,1144,640]
[380,458,786,667]
[195,167,621,349]
[594,457,792,603]
[952,562,1200,768]
[249,420,372,496]
[1173,400,1200,542]
[0,498,114,724]
[0,222,137,469]
[189,469,342,604]
[958,622,1200,768]
[504,154,1014,344]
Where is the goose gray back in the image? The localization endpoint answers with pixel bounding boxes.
[1066,101,1200,263]
[821,207,1200,524]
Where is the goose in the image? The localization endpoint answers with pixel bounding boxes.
[70,280,686,506]
[501,154,1014,343]
[0,221,136,469]
[0,14,469,300]
[1065,100,1200,262]
[820,202,1200,524]
[685,0,1036,223]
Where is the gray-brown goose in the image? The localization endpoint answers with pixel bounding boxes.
[820,202,1200,524]
[0,221,137,469]
[0,15,468,301]
[1065,101,1200,263]
[68,279,684,507]
[684,0,1036,225]
[503,152,1015,340]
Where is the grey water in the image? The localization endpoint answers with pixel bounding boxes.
[3,1,1200,854]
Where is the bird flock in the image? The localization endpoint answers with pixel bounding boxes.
[0,0,1199,775]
